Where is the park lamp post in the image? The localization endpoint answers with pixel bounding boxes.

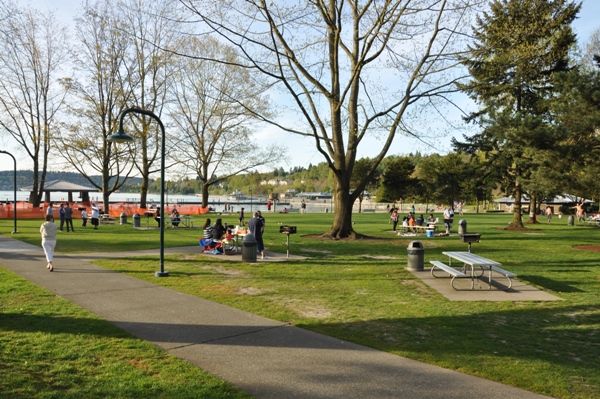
[0,150,18,234]
[107,107,169,277]
[249,186,253,214]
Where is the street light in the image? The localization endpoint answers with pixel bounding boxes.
[249,186,252,214]
[108,107,169,277]
[0,150,18,234]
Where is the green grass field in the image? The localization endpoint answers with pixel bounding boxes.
[1,211,599,398]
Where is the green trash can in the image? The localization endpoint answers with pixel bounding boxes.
[458,219,467,235]
[407,241,424,271]
[242,233,257,262]
[132,213,141,228]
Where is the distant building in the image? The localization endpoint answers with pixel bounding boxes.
[295,192,333,200]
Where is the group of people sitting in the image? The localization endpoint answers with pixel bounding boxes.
[390,209,437,233]
[199,211,266,258]
[153,207,182,228]
[200,218,232,253]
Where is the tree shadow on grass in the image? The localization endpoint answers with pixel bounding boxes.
[0,313,131,339]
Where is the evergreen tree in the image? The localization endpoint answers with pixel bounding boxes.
[455,0,580,227]
[378,157,416,204]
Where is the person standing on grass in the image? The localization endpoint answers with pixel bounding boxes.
[46,202,54,217]
[81,208,88,227]
[90,203,100,229]
[40,215,58,272]
[154,207,161,227]
[58,203,66,231]
[443,206,454,235]
[248,212,266,259]
[239,207,245,226]
[64,203,74,232]
[571,200,586,223]
[545,206,553,224]
[257,210,265,234]
[391,209,399,231]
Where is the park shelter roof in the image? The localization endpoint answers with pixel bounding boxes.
[19,179,98,203]
[19,179,98,193]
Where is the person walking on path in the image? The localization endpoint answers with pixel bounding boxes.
[58,203,66,231]
[248,211,266,259]
[81,209,88,227]
[90,203,100,229]
[64,203,75,232]
[40,215,58,271]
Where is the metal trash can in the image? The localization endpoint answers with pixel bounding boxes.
[407,241,424,271]
[132,213,141,228]
[120,212,128,225]
[458,219,467,235]
[568,215,574,226]
[242,233,257,262]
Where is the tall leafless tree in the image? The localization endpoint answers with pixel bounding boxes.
[0,2,71,206]
[118,0,181,209]
[178,0,474,238]
[57,0,135,208]
[169,36,283,207]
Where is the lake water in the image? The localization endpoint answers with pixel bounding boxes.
[0,190,340,214]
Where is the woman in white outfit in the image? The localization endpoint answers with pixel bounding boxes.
[40,215,58,271]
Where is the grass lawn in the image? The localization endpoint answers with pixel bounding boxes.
[0,268,252,399]
[2,211,600,399]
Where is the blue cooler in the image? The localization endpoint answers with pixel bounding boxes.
[426,230,434,238]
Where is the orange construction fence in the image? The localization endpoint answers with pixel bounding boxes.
[0,201,210,219]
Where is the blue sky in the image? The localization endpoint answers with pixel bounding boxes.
[2,0,600,174]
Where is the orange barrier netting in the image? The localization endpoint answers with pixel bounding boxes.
[0,202,209,219]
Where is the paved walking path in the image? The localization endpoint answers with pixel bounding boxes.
[0,235,554,399]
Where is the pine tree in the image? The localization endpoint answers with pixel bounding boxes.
[456,0,580,227]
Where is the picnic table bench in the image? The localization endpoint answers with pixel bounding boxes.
[430,260,468,290]
[431,252,517,291]
[397,225,437,234]
[100,214,115,224]
[166,215,193,228]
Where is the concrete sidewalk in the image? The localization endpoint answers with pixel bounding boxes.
[0,235,554,399]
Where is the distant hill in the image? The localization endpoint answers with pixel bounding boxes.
[0,170,142,191]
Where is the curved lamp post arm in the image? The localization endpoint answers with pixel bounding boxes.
[108,106,168,277]
[0,150,18,234]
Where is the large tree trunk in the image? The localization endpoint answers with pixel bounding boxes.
[201,182,210,208]
[527,194,539,224]
[102,172,111,214]
[140,176,148,209]
[323,179,359,239]
[511,181,524,228]
[30,161,44,207]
